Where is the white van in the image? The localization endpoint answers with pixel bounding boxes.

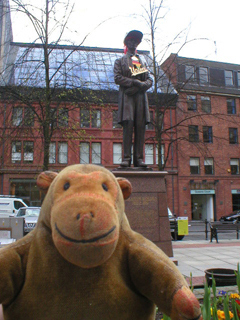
[0,196,28,216]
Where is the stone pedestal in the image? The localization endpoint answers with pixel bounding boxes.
[113,170,173,257]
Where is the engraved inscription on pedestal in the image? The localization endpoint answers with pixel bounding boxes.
[113,170,173,257]
[125,193,159,242]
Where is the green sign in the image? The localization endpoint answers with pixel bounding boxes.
[190,190,215,195]
[232,189,240,194]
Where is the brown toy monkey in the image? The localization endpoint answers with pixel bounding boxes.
[0,164,202,320]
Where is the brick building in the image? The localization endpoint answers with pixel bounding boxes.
[0,42,178,207]
[0,0,178,207]
[161,54,240,221]
[1,0,239,221]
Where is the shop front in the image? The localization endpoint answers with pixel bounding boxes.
[191,190,215,221]
[232,189,240,211]
[10,179,42,206]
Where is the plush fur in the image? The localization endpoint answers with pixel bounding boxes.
[0,164,202,320]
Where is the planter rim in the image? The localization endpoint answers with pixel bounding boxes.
[205,268,237,277]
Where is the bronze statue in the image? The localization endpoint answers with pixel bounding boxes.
[114,30,153,168]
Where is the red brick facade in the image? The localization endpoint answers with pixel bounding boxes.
[1,52,240,221]
[0,100,177,208]
[162,54,240,221]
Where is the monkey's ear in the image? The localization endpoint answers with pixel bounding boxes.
[116,177,132,200]
[36,171,58,194]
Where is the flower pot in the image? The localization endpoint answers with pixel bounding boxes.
[205,268,237,286]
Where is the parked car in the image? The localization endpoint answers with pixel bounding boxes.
[0,196,28,216]
[168,208,185,241]
[16,207,41,234]
[219,210,240,223]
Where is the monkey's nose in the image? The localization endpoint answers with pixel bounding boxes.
[78,212,94,237]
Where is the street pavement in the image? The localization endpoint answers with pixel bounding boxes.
[172,238,240,287]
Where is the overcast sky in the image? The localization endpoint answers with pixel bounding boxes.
[9,0,240,64]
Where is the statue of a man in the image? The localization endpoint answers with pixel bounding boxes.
[114,30,153,168]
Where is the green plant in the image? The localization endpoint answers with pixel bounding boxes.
[162,314,171,320]
[223,294,231,320]
[201,281,212,320]
[235,263,240,294]
[211,277,218,320]
[161,266,240,320]
[189,272,194,292]
[231,299,238,320]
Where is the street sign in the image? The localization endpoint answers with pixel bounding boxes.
[178,217,189,235]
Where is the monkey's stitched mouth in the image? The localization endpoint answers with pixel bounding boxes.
[55,223,116,243]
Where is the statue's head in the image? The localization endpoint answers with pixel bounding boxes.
[124,30,143,51]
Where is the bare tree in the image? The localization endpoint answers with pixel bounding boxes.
[0,0,108,171]
[139,0,219,171]
[138,0,180,170]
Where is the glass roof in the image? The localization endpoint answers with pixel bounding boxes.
[7,43,176,94]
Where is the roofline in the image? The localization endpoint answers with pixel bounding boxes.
[10,42,150,55]
[172,53,240,69]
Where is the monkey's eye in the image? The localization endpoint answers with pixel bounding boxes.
[102,183,108,192]
[63,182,70,190]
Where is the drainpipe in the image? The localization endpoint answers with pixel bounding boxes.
[0,0,6,75]
[1,103,6,194]
[170,108,175,214]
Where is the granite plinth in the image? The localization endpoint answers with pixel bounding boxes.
[113,170,173,257]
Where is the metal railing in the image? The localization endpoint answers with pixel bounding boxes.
[171,219,240,241]
[171,219,210,241]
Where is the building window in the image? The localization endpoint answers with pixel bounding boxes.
[229,128,238,144]
[49,142,56,164]
[201,96,211,113]
[92,142,101,164]
[185,65,195,81]
[50,108,57,128]
[230,159,239,175]
[80,142,101,164]
[190,158,200,174]
[80,143,90,163]
[92,110,101,128]
[80,108,101,128]
[146,111,154,130]
[12,107,23,126]
[80,109,90,128]
[225,70,233,86]
[12,108,35,127]
[199,67,208,83]
[203,126,213,143]
[11,141,22,163]
[10,179,41,207]
[187,95,197,111]
[156,144,164,166]
[24,108,34,127]
[145,144,154,164]
[11,141,33,163]
[113,143,122,164]
[112,110,121,129]
[238,72,240,87]
[144,144,163,165]
[227,98,236,114]
[189,125,199,142]
[23,141,34,163]
[58,108,68,127]
[204,158,214,175]
[58,142,68,164]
